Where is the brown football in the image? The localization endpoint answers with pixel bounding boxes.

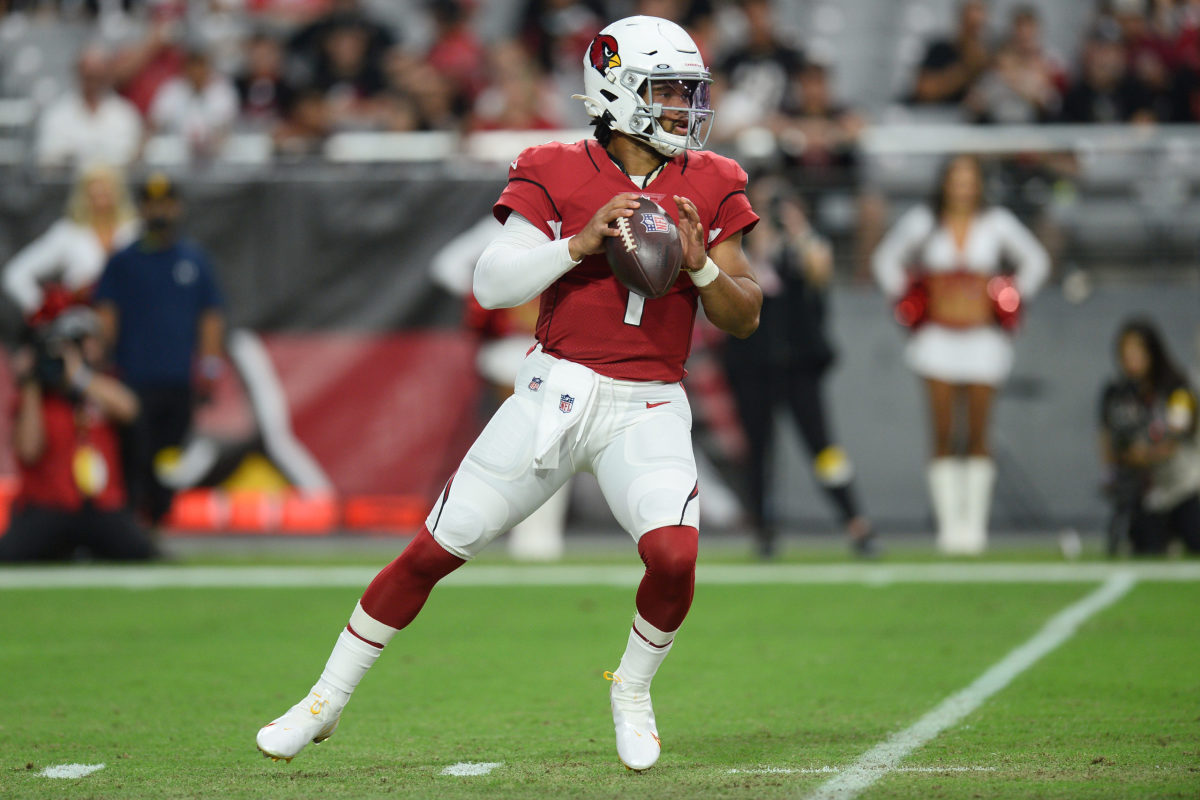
[604,197,683,299]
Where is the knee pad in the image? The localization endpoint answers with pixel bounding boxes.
[638,525,698,580]
[814,446,854,487]
[425,468,512,560]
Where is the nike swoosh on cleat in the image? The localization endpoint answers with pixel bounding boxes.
[645,401,670,409]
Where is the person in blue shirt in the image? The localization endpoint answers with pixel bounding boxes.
[94,173,227,526]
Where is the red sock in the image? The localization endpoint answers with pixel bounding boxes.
[635,525,698,631]
[359,526,465,630]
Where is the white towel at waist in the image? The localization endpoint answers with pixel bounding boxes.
[532,358,597,470]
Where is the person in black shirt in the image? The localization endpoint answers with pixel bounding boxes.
[235,32,292,128]
[713,0,806,138]
[722,179,875,558]
[1061,23,1153,123]
[910,0,993,106]
[1099,319,1200,555]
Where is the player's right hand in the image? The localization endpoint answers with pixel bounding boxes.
[567,193,643,262]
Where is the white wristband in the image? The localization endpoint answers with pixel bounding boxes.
[688,256,720,288]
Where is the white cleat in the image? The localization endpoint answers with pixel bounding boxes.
[606,671,660,771]
[256,690,343,762]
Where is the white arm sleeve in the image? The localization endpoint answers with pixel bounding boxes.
[473,212,580,309]
[871,206,933,298]
[3,221,71,314]
[992,208,1050,297]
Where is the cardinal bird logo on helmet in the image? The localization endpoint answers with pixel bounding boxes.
[589,34,620,75]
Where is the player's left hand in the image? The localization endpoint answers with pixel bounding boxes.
[673,195,706,273]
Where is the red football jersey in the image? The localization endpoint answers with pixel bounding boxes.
[493,139,758,382]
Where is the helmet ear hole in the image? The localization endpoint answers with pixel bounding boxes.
[600,90,618,102]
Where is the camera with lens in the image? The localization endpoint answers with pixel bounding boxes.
[28,308,100,395]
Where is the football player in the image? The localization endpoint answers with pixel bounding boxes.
[256,16,761,772]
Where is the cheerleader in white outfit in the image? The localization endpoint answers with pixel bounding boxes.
[872,155,1049,553]
[3,164,138,314]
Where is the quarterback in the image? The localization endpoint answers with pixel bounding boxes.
[256,16,761,771]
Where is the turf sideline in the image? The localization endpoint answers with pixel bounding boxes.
[0,562,1197,590]
[804,572,1138,800]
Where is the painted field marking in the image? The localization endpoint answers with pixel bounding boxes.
[805,572,1137,800]
[1,562,1197,590]
[728,766,995,775]
[440,762,502,776]
[39,763,106,779]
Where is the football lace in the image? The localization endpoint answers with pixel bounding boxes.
[615,216,638,253]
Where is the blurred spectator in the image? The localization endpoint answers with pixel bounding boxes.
[35,45,143,169]
[636,0,718,57]
[310,15,390,127]
[968,5,1066,123]
[775,59,884,276]
[426,0,487,104]
[779,61,865,171]
[3,164,139,317]
[520,0,604,71]
[235,32,291,128]
[519,0,603,125]
[93,174,227,528]
[1152,0,1200,119]
[111,7,188,116]
[722,177,876,559]
[1106,0,1181,120]
[149,44,239,160]
[286,0,396,90]
[909,0,992,107]
[194,0,252,79]
[272,86,332,156]
[871,155,1049,555]
[382,50,467,131]
[1173,0,1200,119]
[1156,0,1200,75]
[245,0,333,27]
[1060,21,1153,122]
[469,40,563,131]
[0,306,156,563]
[1099,318,1200,555]
[712,0,805,141]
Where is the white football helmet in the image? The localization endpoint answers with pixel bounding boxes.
[574,16,714,158]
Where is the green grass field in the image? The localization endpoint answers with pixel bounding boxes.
[3,553,1199,799]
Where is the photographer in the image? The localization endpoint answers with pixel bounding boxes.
[0,307,157,562]
[1099,319,1200,556]
[722,178,876,559]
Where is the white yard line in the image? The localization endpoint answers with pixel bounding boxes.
[804,572,1138,800]
[440,761,502,776]
[39,763,106,779]
[728,766,995,775]
[0,562,1196,590]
